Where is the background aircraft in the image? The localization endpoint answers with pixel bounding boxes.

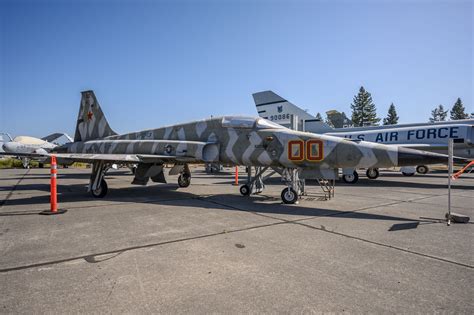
[0,133,13,154]
[1,133,73,168]
[253,90,474,183]
[43,90,464,204]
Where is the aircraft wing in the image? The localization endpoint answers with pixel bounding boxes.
[51,153,192,164]
[41,133,74,144]
[387,143,449,150]
[0,152,45,158]
[1,152,194,164]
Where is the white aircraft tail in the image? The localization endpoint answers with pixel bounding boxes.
[253,90,334,133]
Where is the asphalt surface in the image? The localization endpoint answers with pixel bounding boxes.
[0,167,473,313]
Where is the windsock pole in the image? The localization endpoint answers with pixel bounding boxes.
[40,155,67,215]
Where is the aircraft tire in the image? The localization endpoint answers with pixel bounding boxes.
[416,165,429,174]
[91,179,108,198]
[342,171,359,184]
[402,171,415,176]
[281,187,298,204]
[366,168,379,179]
[240,184,251,196]
[178,174,191,188]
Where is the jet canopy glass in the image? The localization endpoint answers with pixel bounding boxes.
[222,116,283,129]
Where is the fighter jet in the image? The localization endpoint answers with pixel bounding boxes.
[47,90,464,204]
[254,90,474,183]
[1,133,73,168]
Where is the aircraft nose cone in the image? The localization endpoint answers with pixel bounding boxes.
[397,147,467,166]
[2,142,14,152]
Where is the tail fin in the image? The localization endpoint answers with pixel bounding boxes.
[252,90,334,133]
[74,90,117,142]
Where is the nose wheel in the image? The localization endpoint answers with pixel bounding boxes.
[281,187,298,204]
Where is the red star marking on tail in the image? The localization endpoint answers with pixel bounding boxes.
[87,111,93,121]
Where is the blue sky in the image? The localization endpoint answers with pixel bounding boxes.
[1,0,472,137]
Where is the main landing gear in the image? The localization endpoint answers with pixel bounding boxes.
[88,162,191,198]
[239,167,304,204]
[21,158,30,169]
[89,161,109,198]
[177,164,191,188]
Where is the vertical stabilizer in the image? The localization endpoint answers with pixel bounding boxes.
[74,90,117,142]
[253,90,334,133]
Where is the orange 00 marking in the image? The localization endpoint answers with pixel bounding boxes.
[288,140,304,161]
[306,139,324,161]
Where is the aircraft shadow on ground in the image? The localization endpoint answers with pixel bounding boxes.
[0,181,443,229]
[0,170,133,181]
[335,178,473,190]
[379,172,474,180]
[213,177,472,190]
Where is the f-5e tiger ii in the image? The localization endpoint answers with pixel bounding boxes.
[52,91,465,204]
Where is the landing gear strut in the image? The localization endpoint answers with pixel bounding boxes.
[89,161,109,198]
[21,158,30,169]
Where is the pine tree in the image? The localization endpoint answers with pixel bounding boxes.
[450,98,468,120]
[429,104,448,122]
[383,103,399,125]
[325,115,334,128]
[315,112,323,121]
[350,86,380,126]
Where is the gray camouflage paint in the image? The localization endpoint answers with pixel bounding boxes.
[56,91,459,174]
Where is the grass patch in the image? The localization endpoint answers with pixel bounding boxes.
[0,158,39,169]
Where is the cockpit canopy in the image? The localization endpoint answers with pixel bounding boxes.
[221,116,283,129]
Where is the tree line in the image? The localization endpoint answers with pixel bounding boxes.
[317,86,472,127]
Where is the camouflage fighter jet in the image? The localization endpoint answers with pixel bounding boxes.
[51,91,465,204]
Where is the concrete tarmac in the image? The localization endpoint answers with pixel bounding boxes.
[0,167,473,313]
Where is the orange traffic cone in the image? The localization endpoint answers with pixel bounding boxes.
[40,155,67,215]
